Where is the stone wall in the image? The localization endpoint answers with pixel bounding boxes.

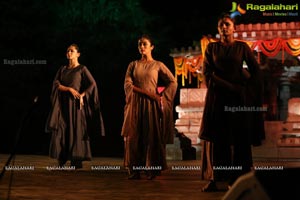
[174,88,207,145]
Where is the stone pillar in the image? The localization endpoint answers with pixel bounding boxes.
[278,75,291,121]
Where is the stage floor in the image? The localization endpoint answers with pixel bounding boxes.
[1,154,300,200]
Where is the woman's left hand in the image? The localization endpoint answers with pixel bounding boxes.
[79,93,85,109]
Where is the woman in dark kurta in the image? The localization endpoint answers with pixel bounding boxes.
[45,44,105,169]
[199,14,265,191]
[122,34,178,180]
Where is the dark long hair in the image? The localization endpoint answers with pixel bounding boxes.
[68,43,81,53]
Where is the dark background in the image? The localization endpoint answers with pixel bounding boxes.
[0,0,298,157]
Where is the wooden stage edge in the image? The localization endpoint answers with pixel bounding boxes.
[0,154,300,200]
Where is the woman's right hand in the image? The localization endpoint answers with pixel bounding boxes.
[69,87,81,99]
[148,92,163,112]
[147,92,161,103]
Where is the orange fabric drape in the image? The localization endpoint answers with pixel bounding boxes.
[173,36,300,87]
[282,38,300,56]
[200,36,300,63]
[173,55,203,87]
[250,38,300,63]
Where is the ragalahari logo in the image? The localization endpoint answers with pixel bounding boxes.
[229,2,246,18]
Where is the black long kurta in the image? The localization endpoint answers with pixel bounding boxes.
[199,40,265,181]
[45,65,105,161]
[199,40,265,146]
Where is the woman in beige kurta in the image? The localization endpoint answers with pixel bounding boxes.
[121,34,177,180]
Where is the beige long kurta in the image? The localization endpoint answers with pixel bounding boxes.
[121,60,177,171]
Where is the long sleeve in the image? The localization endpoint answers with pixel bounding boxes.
[45,66,65,133]
[158,62,178,144]
[203,43,214,87]
[121,61,136,137]
[81,66,105,137]
[124,61,135,104]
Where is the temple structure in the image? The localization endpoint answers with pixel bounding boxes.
[168,21,300,160]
